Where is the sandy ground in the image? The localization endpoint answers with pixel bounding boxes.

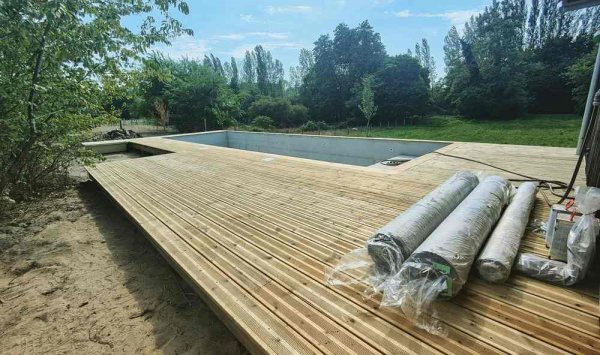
[0,162,246,354]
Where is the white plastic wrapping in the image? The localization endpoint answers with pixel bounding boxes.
[515,186,600,285]
[476,181,538,283]
[380,176,510,333]
[367,171,479,274]
[514,254,577,284]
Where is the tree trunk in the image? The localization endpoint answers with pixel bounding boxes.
[0,13,53,197]
[0,137,36,196]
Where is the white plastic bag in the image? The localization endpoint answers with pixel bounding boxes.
[515,186,600,285]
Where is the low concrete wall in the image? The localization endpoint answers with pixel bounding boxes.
[167,131,448,166]
[226,131,448,166]
[82,141,129,154]
[85,130,449,166]
[167,131,228,147]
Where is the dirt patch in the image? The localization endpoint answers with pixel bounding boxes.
[0,182,245,354]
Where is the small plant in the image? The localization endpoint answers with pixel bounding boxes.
[359,75,377,136]
[299,120,329,132]
[316,121,329,130]
[300,120,319,132]
[153,100,170,129]
[251,115,274,129]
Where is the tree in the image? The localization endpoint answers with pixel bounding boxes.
[565,47,598,114]
[210,54,225,76]
[252,116,274,129]
[288,48,314,94]
[374,55,430,121]
[248,96,308,127]
[272,59,285,96]
[302,20,386,123]
[418,38,436,85]
[164,60,238,132]
[301,35,341,122]
[527,0,540,47]
[254,45,269,94]
[153,99,170,129]
[444,26,462,71]
[0,0,191,200]
[289,67,300,90]
[223,61,233,82]
[359,76,377,136]
[526,36,594,113]
[442,1,530,119]
[298,49,315,81]
[230,57,240,92]
[440,0,600,119]
[242,50,256,84]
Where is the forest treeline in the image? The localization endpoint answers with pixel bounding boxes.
[124,0,600,132]
[1,0,599,203]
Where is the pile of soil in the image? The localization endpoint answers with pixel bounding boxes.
[99,129,143,141]
[0,182,245,354]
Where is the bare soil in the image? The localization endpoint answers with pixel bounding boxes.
[0,179,245,354]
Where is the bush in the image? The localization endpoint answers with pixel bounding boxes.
[300,120,319,131]
[248,96,309,127]
[288,104,309,126]
[316,121,329,130]
[374,55,430,119]
[252,115,274,129]
[299,120,329,132]
[164,61,239,132]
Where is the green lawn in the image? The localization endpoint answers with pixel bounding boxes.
[344,114,582,147]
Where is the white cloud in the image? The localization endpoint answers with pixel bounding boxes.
[372,0,394,5]
[153,36,210,59]
[391,9,480,26]
[240,14,254,23]
[393,9,411,18]
[215,32,289,41]
[265,5,313,15]
[442,10,480,26]
[335,0,347,8]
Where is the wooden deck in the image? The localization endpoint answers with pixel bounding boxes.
[87,135,599,354]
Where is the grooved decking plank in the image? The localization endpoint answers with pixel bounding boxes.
[91,170,326,355]
[87,136,598,354]
[109,158,580,353]
[99,161,524,354]
[93,164,441,355]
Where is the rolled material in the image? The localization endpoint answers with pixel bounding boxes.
[515,186,600,286]
[367,171,479,274]
[387,175,510,305]
[514,253,578,285]
[476,182,538,283]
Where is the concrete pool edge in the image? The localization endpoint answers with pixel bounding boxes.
[168,131,451,167]
[84,130,453,168]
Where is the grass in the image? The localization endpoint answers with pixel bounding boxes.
[312,114,582,148]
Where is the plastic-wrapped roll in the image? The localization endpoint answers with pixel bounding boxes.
[513,253,577,285]
[515,186,600,286]
[386,175,510,306]
[367,171,479,274]
[476,181,538,283]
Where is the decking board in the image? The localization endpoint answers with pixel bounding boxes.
[88,136,598,354]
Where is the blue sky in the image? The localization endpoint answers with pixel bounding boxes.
[138,0,491,78]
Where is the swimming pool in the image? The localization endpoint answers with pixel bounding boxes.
[168,130,449,167]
